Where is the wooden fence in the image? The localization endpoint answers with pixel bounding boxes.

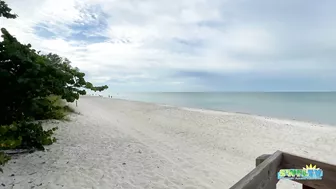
[230,150,336,189]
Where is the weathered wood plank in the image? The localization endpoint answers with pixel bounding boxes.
[230,151,283,189]
[281,152,336,189]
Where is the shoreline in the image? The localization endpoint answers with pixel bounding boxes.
[110,97,336,129]
[1,96,336,189]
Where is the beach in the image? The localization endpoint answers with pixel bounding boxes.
[1,96,336,189]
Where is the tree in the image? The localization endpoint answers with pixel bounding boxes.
[0,0,17,19]
[0,29,108,124]
[0,0,108,155]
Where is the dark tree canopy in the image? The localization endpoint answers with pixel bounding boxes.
[0,0,17,19]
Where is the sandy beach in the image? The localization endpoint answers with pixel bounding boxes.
[1,96,336,189]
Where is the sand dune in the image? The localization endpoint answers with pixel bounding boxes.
[1,96,336,189]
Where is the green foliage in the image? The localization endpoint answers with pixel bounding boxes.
[31,96,74,120]
[0,122,57,151]
[0,0,17,19]
[0,152,10,172]
[0,29,108,124]
[0,0,108,172]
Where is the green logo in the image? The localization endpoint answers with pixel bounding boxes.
[277,164,323,180]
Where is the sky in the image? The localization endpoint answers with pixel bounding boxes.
[1,0,336,92]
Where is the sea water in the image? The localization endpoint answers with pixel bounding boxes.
[113,92,336,125]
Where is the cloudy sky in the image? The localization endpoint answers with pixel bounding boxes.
[2,0,336,92]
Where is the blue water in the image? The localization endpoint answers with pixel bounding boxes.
[113,92,336,125]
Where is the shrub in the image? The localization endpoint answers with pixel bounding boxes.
[0,152,10,172]
[0,0,107,172]
[31,95,74,120]
[0,122,57,151]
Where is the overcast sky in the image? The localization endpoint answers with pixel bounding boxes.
[2,0,336,92]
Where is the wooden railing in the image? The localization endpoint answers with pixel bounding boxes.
[230,150,336,189]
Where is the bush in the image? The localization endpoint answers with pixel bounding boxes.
[0,152,10,172]
[0,28,108,125]
[32,95,74,120]
[0,0,107,172]
[0,122,57,151]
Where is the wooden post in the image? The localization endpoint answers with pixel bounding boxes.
[230,151,282,189]
[256,154,271,167]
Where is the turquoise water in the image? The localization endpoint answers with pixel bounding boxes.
[113,92,336,125]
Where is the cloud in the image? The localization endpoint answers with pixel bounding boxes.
[1,0,336,92]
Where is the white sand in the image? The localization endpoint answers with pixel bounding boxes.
[1,96,336,189]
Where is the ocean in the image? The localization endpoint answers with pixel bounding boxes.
[112,92,336,125]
